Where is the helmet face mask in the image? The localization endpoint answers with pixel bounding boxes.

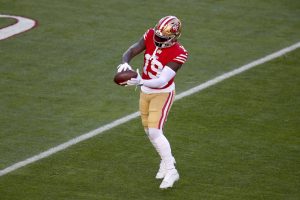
[154,32,174,48]
[154,16,182,48]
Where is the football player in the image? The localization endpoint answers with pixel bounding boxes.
[117,16,188,189]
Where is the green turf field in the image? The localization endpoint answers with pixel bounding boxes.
[0,18,15,28]
[0,0,299,199]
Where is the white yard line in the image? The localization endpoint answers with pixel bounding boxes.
[0,41,299,177]
[175,42,300,101]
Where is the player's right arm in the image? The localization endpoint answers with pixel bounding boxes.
[117,37,145,72]
[122,36,146,63]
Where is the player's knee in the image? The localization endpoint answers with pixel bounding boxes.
[147,118,160,130]
[144,127,149,136]
[141,117,148,128]
[148,128,163,140]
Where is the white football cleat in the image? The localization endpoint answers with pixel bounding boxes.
[156,157,176,179]
[159,169,179,189]
[156,160,166,179]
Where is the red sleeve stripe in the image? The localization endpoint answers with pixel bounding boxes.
[173,54,188,63]
[173,58,186,63]
[143,32,147,40]
[177,54,188,58]
[143,29,150,40]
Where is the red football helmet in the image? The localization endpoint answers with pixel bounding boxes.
[154,16,182,48]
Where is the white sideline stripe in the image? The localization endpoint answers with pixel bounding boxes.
[0,41,299,177]
[175,41,300,101]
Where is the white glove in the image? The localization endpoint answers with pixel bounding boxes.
[127,69,143,86]
[117,63,132,73]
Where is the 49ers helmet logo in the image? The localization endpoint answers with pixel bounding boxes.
[154,16,182,48]
[171,24,179,33]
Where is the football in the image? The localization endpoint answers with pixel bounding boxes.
[113,70,138,86]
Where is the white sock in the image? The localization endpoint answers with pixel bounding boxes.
[148,128,175,170]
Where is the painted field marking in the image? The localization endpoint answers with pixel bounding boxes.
[0,14,37,40]
[0,41,299,177]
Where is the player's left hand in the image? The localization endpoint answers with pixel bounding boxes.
[127,69,143,86]
[117,63,132,73]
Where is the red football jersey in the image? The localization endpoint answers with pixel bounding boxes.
[142,28,188,92]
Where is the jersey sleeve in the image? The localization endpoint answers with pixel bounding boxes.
[143,28,154,47]
[172,47,188,64]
